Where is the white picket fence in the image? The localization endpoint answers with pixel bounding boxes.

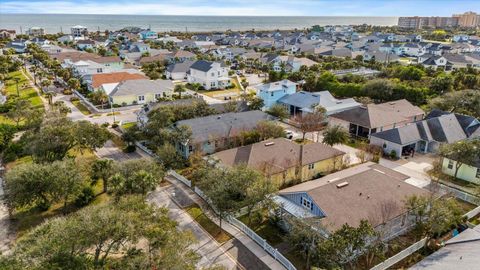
[168,170,191,187]
[370,237,428,270]
[185,184,296,270]
[227,215,297,270]
[466,205,480,219]
[432,181,480,206]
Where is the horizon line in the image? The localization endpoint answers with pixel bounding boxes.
[0,13,403,18]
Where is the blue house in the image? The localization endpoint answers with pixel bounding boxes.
[138,30,158,40]
[256,79,297,110]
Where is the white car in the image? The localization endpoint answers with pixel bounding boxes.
[285,131,294,139]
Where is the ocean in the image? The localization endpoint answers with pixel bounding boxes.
[0,14,398,34]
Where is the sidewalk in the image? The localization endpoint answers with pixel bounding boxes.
[147,185,240,269]
[165,175,287,270]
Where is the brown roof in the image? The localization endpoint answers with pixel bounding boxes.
[49,51,121,64]
[213,138,345,175]
[91,72,147,88]
[172,50,196,58]
[139,54,169,65]
[280,162,429,231]
[330,99,424,128]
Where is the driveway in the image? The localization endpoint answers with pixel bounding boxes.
[95,140,143,161]
[147,186,241,270]
[379,154,435,188]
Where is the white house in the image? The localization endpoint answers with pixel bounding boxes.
[76,40,95,50]
[71,25,88,38]
[187,60,230,90]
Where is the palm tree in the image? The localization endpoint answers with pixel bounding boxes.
[174,84,186,99]
[44,91,56,105]
[322,125,349,146]
[40,79,52,93]
[91,159,114,193]
[91,90,109,109]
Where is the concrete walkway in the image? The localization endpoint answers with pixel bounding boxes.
[147,185,241,269]
[165,175,287,270]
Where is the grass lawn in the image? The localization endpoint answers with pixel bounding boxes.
[185,204,232,243]
[121,122,136,130]
[197,78,242,99]
[71,100,91,115]
[3,71,43,110]
[237,210,285,246]
[13,181,110,238]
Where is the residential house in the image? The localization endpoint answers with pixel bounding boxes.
[401,43,426,57]
[411,225,480,270]
[0,29,16,39]
[77,39,95,50]
[170,50,196,62]
[58,35,75,44]
[276,162,429,239]
[256,79,297,109]
[187,60,230,90]
[363,50,400,63]
[369,110,480,158]
[88,72,147,92]
[5,39,28,53]
[420,55,451,70]
[71,25,88,38]
[173,110,273,158]
[30,37,49,46]
[138,30,158,40]
[329,99,424,138]
[278,91,361,116]
[26,27,45,37]
[211,138,345,186]
[165,60,196,80]
[442,156,480,185]
[108,79,174,106]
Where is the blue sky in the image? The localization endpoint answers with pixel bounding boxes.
[0,0,479,16]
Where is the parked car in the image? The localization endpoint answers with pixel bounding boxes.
[285,130,294,139]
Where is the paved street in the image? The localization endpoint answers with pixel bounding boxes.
[95,140,144,161]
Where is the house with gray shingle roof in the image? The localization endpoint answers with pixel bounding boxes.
[108,79,174,106]
[187,60,230,90]
[173,110,273,158]
[369,110,480,158]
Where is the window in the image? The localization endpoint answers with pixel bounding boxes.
[476,168,480,179]
[447,160,454,170]
[270,92,274,97]
[96,68,103,73]
[207,141,211,145]
[138,95,145,101]
[211,72,215,77]
[210,82,216,87]
[301,197,313,210]
[155,93,162,100]
[188,145,193,152]
[308,163,315,170]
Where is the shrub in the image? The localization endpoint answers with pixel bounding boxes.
[390,150,397,159]
[62,89,72,95]
[111,123,118,128]
[113,104,120,108]
[70,96,79,102]
[101,122,109,128]
[74,186,95,207]
[124,144,136,153]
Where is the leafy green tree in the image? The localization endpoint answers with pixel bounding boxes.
[4,159,84,211]
[398,66,425,81]
[27,115,110,162]
[362,79,395,100]
[8,99,32,128]
[430,74,453,94]
[428,89,480,118]
[439,139,480,178]
[0,124,16,152]
[1,196,199,269]
[287,218,323,269]
[266,104,289,120]
[322,125,349,146]
[157,143,186,170]
[109,158,164,197]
